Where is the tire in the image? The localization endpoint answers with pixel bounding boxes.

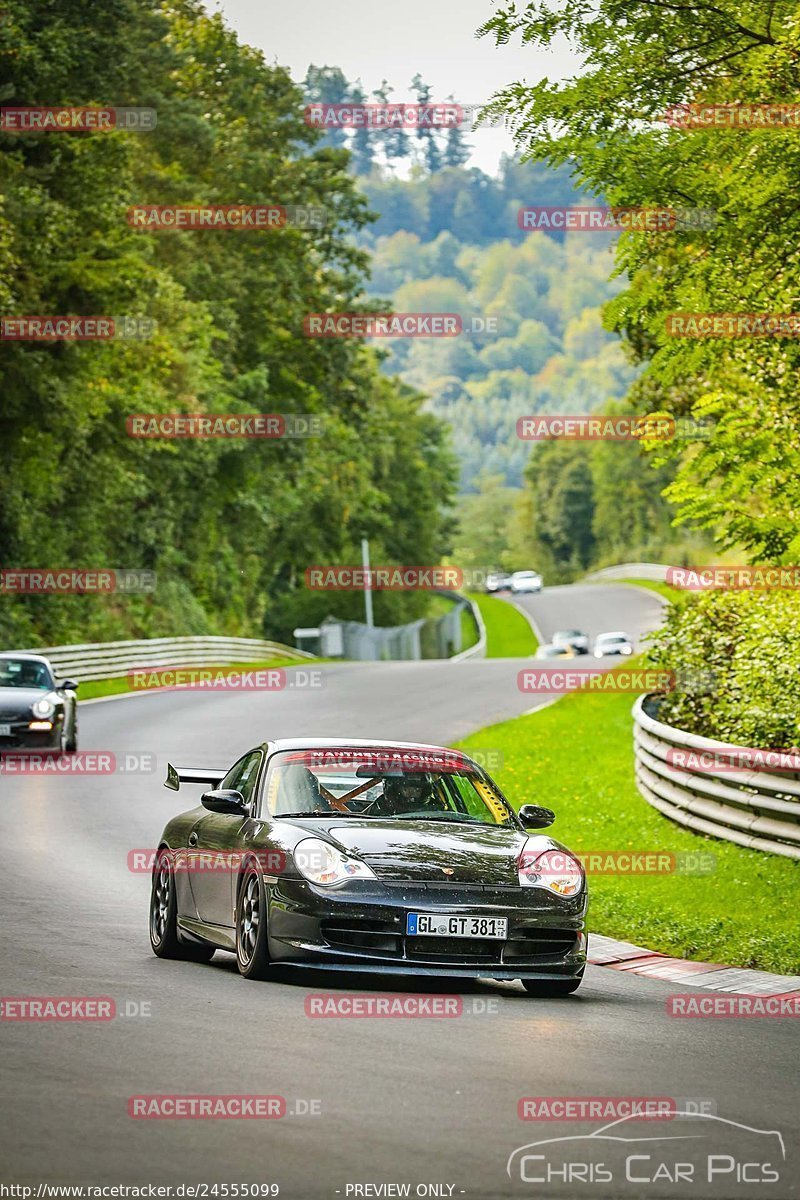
[236,865,271,980]
[65,708,78,753]
[522,971,584,997]
[149,849,215,962]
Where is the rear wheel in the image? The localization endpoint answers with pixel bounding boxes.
[149,849,215,962]
[236,866,271,980]
[522,971,583,997]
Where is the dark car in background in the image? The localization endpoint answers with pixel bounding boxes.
[485,572,512,593]
[0,653,79,753]
[150,738,587,996]
[552,629,590,655]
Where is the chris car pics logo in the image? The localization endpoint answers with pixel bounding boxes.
[507,1112,784,1187]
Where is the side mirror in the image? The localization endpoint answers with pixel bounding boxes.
[518,803,555,829]
[60,680,79,692]
[201,788,247,815]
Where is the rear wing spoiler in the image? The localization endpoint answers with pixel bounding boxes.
[164,763,227,792]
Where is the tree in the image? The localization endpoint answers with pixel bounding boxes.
[410,74,442,173]
[481,0,800,561]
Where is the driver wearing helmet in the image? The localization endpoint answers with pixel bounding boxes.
[381,772,439,816]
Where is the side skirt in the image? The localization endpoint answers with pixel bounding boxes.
[178,916,235,952]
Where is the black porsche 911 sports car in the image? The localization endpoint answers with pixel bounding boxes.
[149,738,588,996]
[0,653,79,753]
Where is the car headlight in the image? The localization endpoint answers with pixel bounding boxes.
[518,845,584,897]
[32,696,56,719]
[621,645,633,655]
[294,838,377,887]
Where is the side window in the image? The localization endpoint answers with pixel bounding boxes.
[220,752,262,813]
[236,753,263,810]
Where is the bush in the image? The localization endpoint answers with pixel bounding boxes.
[647,590,800,748]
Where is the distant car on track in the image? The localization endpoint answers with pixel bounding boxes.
[510,571,543,594]
[0,653,78,753]
[149,738,587,996]
[552,629,589,655]
[535,644,576,660]
[485,572,512,593]
[593,631,634,658]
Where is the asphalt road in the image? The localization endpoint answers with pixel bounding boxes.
[506,581,666,653]
[1,584,796,1199]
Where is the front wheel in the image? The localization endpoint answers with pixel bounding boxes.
[149,849,215,962]
[65,708,78,752]
[522,972,583,997]
[236,866,271,980]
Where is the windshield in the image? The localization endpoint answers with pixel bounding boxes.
[265,748,514,826]
[0,658,54,690]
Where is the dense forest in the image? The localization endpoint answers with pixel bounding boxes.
[0,0,457,647]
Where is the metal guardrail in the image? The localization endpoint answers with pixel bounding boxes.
[20,635,315,683]
[584,562,671,582]
[450,592,486,662]
[319,590,484,662]
[632,694,800,859]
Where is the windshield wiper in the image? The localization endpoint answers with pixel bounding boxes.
[275,810,366,819]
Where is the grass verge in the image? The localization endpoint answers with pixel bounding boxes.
[456,662,800,974]
[615,578,684,604]
[467,593,538,658]
[78,657,308,701]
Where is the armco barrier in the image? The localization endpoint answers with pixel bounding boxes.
[18,635,315,684]
[584,562,670,582]
[632,694,800,859]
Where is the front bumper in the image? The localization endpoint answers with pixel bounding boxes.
[266,877,587,980]
[0,717,63,751]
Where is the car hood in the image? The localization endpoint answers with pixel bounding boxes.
[0,687,55,713]
[291,818,533,883]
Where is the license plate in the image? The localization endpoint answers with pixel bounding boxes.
[0,725,10,736]
[406,913,508,939]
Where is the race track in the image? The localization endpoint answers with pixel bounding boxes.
[1,584,796,1198]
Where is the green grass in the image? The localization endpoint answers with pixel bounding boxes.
[616,577,684,604]
[459,603,479,652]
[456,661,800,974]
[78,657,308,700]
[467,592,538,658]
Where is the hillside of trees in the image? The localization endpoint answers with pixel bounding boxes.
[0,1,456,647]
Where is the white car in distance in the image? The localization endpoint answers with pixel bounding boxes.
[593,631,634,658]
[510,571,543,594]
